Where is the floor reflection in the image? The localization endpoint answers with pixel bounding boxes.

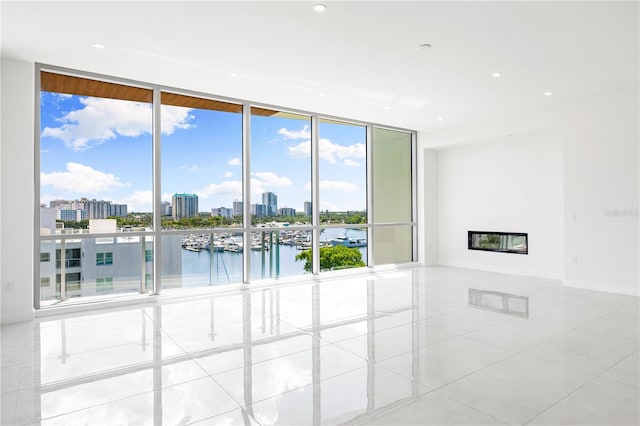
[2,266,638,425]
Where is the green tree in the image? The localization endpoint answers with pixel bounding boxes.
[295,245,366,272]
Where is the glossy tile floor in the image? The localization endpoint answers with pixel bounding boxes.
[1,266,638,425]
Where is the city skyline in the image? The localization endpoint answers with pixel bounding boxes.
[40,92,367,213]
[44,191,361,222]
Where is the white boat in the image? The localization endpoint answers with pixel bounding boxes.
[250,241,270,251]
[330,231,367,248]
[224,241,243,252]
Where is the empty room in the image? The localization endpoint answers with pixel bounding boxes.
[1,1,638,425]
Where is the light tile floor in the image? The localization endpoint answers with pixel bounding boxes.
[1,266,638,425]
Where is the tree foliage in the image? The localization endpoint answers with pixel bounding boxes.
[295,245,366,272]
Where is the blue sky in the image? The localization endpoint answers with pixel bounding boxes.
[40,92,367,213]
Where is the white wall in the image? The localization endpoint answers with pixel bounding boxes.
[562,88,639,296]
[425,86,639,295]
[420,148,439,266]
[436,134,564,279]
[1,59,34,323]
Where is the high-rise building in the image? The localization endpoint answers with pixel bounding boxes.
[304,201,312,217]
[211,207,233,218]
[85,199,112,219]
[262,192,277,217]
[251,203,266,218]
[50,198,126,221]
[232,199,243,217]
[278,207,296,217]
[57,209,83,222]
[161,201,172,217]
[49,199,68,208]
[110,204,128,217]
[172,193,198,219]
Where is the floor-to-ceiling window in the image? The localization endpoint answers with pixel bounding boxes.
[372,127,414,265]
[319,119,368,271]
[38,72,155,306]
[36,66,416,308]
[250,108,312,280]
[160,92,244,288]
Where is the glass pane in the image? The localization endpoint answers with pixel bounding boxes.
[253,229,313,280]
[39,236,152,306]
[319,227,367,271]
[161,232,243,289]
[40,73,153,235]
[372,128,412,223]
[468,231,528,254]
[39,240,59,303]
[250,108,311,226]
[373,226,413,265]
[161,93,243,230]
[318,120,367,224]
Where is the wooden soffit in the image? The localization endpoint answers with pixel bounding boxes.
[41,71,152,103]
[41,71,307,119]
[161,92,242,114]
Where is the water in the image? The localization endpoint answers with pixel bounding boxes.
[178,227,367,286]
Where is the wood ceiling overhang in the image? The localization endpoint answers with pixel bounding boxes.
[41,71,285,117]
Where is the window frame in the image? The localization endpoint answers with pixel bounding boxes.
[96,252,113,266]
[34,63,418,310]
[468,231,529,255]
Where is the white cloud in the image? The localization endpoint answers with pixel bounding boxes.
[227,157,241,166]
[53,93,72,100]
[288,140,311,158]
[250,178,266,196]
[304,180,359,191]
[288,138,365,164]
[251,172,292,187]
[197,180,242,199]
[117,190,152,212]
[41,97,193,151]
[160,105,194,135]
[41,162,129,194]
[343,159,360,167]
[278,125,311,140]
[180,165,202,172]
[223,171,233,178]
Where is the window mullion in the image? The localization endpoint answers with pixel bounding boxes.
[311,115,320,275]
[153,87,162,294]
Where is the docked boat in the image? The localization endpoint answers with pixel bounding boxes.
[250,242,270,251]
[330,232,367,248]
[224,240,243,252]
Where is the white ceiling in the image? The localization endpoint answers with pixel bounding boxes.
[2,1,638,142]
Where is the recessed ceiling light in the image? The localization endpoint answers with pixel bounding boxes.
[437,117,443,121]
[93,43,105,49]
[319,93,326,97]
[492,72,502,78]
[313,4,327,12]
[384,106,391,110]
[417,43,432,51]
[544,91,553,96]
[230,73,238,78]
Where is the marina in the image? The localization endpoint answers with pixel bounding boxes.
[175,227,368,286]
